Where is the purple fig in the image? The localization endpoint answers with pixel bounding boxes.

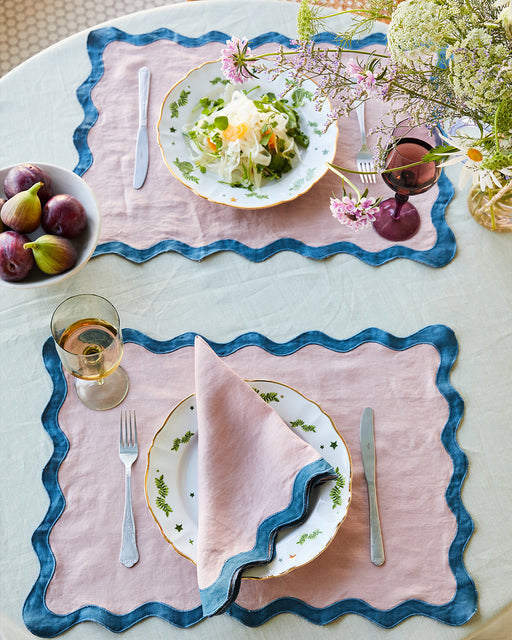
[42,194,87,238]
[3,163,53,205]
[0,199,6,232]
[0,230,34,281]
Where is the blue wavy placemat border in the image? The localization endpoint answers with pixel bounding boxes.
[74,27,456,267]
[23,325,476,636]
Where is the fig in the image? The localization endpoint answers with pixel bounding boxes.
[24,234,77,275]
[0,199,6,232]
[42,194,87,238]
[1,182,43,233]
[3,163,53,205]
[0,230,34,281]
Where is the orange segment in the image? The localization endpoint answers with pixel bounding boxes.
[223,123,248,141]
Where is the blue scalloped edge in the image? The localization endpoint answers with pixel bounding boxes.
[73,27,456,267]
[200,459,336,617]
[23,325,476,636]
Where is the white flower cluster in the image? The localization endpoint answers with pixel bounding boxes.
[386,0,512,191]
[447,29,511,112]
[387,0,451,61]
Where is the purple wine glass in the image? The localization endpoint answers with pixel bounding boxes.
[373,123,441,242]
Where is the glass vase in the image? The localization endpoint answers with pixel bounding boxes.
[468,185,512,232]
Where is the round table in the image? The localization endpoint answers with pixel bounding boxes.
[1,2,511,640]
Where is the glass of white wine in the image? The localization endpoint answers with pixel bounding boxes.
[51,294,129,411]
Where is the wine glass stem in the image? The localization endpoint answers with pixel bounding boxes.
[393,194,409,220]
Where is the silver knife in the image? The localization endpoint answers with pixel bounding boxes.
[133,66,150,189]
[360,407,385,566]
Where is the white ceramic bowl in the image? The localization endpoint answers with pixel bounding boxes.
[0,162,100,288]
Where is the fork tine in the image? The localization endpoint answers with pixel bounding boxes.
[120,411,124,446]
[131,410,137,447]
[120,410,137,448]
[362,162,376,183]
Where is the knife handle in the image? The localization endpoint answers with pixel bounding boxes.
[367,480,385,566]
[138,67,150,126]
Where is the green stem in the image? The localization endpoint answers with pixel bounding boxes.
[390,80,455,110]
[494,108,501,150]
[328,156,433,178]
[327,163,362,198]
[490,203,496,231]
[247,47,389,62]
[312,9,391,21]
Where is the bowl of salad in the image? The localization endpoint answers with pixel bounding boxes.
[157,60,338,209]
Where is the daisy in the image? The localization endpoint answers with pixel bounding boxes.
[437,133,503,191]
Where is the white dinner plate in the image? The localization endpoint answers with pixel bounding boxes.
[145,380,352,579]
[157,60,338,209]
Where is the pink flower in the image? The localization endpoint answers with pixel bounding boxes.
[220,37,256,84]
[330,195,378,231]
[346,59,376,92]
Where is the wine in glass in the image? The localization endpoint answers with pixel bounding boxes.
[373,123,441,242]
[51,294,129,411]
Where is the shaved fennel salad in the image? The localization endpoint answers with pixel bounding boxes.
[183,88,310,190]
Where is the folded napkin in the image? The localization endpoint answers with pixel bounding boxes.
[194,336,337,616]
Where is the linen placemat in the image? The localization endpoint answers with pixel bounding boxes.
[23,326,476,636]
[74,28,456,266]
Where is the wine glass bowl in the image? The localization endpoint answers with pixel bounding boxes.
[51,294,129,411]
[372,123,441,242]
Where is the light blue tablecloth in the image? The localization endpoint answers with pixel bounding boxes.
[1,2,511,640]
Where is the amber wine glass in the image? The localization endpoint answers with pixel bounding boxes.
[51,294,129,411]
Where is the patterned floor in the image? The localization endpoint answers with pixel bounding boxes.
[0,0,172,77]
[0,0,356,78]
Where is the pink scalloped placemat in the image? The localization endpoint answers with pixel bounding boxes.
[76,33,455,265]
[46,337,457,614]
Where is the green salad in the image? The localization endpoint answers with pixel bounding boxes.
[184,89,310,190]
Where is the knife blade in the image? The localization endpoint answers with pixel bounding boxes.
[133,66,150,189]
[360,407,385,566]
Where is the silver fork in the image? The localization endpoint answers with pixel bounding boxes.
[355,101,376,183]
[119,410,139,567]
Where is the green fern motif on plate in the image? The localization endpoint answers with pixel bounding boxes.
[210,76,230,86]
[290,418,316,432]
[252,387,280,403]
[245,191,269,199]
[155,474,172,517]
[174,159,199,184]
[289,168,315,194]
[308,120,323,136]
[171,430,195,452]
[330,466,346,509]
[169,89,191,118]
[297,528,322,545]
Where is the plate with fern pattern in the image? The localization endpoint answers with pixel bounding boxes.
[145,380,352,579]
[156,60,338,209]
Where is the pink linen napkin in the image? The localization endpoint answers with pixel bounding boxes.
[194,337,336,615]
